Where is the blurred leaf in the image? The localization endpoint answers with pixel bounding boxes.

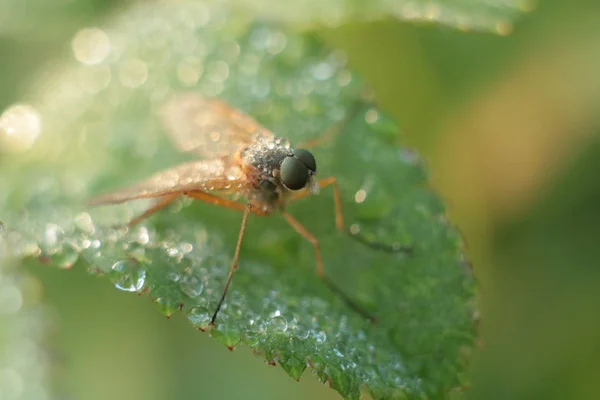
[225,0,532,34]
[0,258,54,399]
[0,1,475,399]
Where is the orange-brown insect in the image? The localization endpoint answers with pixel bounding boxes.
[90,93,408,325]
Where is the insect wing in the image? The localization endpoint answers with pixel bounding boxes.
[89,159,245,205]
[160,93,274,157]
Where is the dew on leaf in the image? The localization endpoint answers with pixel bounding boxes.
[188,306,211,330]
[313,330,327,344]
[211,323,242,349]
[269,316,288,333]
[109,260,147,292]
[54,241,79,269]
[73,212,95,234]
[125,241,146,260]
[294,324,310,340]
[155,296,179,317]
[280,355,306,381]
[2,1,477,398]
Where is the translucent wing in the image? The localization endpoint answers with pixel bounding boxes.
[160,93,274,157]
[89,159,245,205]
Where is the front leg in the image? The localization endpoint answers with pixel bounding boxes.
[291,177,412,254]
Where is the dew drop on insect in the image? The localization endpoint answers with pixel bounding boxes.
[110,260,146,292]
[269,316,288,333]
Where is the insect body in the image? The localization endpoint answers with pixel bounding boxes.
[90,93,408,325]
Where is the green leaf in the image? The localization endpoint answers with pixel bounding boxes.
[0,2,475,399]
[226,0,533,34]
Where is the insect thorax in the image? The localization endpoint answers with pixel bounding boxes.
[241,136,292,208]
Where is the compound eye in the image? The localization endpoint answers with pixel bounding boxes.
[280,156,309,190]
[293,149,317,172]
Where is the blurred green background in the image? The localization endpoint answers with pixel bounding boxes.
[3,0,600,399]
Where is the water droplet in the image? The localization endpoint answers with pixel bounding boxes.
[42,224,63,250]
[188,306,211,330]
[179,242,193,253]
[267,31,287,55]
[212,323,242,349]
[20,241,41,258]
[0,104,42,152]
[119,58,148,88]
[55,241,79,269]
[206,60,229,83]
[177,57,203,86]
[365,108,379,124]
[72,27,111,65]
[313,330,327,344]
[74,212,95,234]
[354,189,367,203]
[312,62,334,80]
[167,272,181,282]
[155,297,179,317]
[398,148,421,165]
[294,324,310,340]
[269,316,288,333]
[180,273,204,298]
[125,241,145,260]
[110,260,146,292]
[280,356,306,381]
[132,226,150,245]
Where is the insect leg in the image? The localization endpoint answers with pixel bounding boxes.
[291,177,412,254]
[128,194,180,227]
[185,191,269,215]
[281,210,377,323]
[125,190,269,227]
[210,203,252,326]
